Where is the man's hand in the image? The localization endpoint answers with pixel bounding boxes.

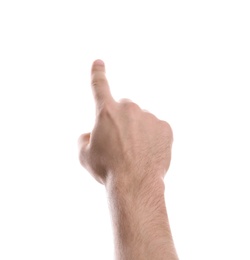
[78,60,178,260]
[78,59,173,187]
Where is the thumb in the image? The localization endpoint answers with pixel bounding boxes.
[78,132,91,167]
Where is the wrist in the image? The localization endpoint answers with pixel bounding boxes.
[105,167,166,198]
[105,175,166,216]
[105,174,165,207]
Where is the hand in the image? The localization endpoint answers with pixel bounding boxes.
[78,60,178,259]
[78,59,173,186]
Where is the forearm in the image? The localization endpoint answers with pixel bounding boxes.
[105,173,178,260]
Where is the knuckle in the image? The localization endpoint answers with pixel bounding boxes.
[122,101,140,112]
[119,98,132,103]
[145,110,157,119]
[160,120,173,136]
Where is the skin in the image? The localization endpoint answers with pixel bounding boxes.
[78,59,179,260]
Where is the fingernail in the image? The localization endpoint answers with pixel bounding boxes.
[94,59,104,66]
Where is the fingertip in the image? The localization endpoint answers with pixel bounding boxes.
[93,59,105,66]
[92,59,105,73]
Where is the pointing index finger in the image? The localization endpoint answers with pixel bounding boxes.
[91,59,114,110]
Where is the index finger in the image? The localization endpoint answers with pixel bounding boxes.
[91,59,115,111]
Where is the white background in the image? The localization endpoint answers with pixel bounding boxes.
[0,0,249,259]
